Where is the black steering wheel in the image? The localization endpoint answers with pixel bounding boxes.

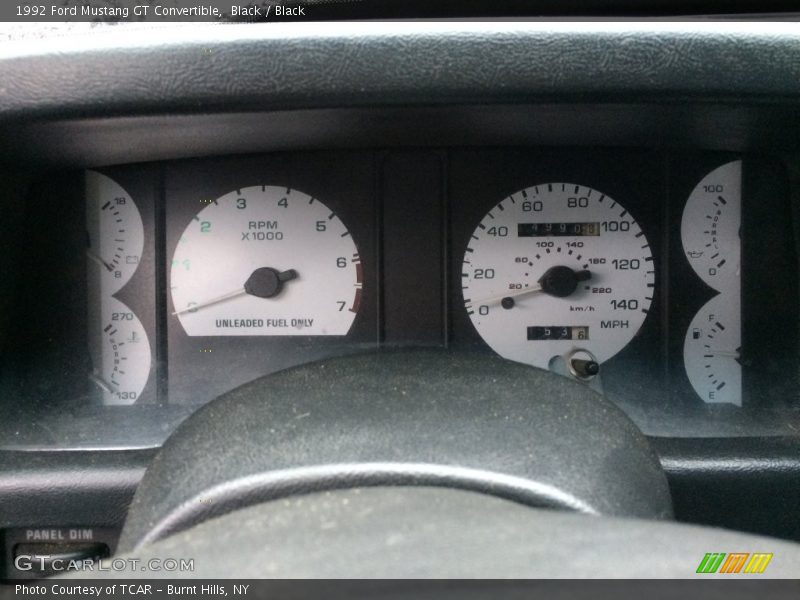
[86,350,798,578]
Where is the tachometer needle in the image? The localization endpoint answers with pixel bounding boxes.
[173,267,299,316]
[172,288,248,316]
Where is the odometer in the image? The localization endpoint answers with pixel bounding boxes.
[462,183,654,372]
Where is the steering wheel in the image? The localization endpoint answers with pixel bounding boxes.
[92,351,798,578]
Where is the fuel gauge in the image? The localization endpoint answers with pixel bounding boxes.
[683,295,741,406]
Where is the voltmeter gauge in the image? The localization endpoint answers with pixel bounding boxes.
[683,295,742,406]
[87,296,152,405]
[681,160,742,405]
[462,183,654,373]
[85,170,145,294]
[171,186,362,336]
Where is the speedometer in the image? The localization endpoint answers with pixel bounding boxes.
[462,183,654,376]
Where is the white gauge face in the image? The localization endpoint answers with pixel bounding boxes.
[463,183,654,370]
[171,186,362,336]
[684,295,742,406]
[85,170,145,294]
[681,160,742,405]
[681,160,741,293]
[88,296,152,406]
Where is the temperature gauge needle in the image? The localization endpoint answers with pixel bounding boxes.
[88,372,116,394]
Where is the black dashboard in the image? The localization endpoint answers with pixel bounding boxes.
[1,20,800,579]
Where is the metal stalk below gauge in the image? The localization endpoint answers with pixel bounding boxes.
[170,186,362,336]
[462,183,654,374]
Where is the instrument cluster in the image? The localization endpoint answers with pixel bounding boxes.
[2,148,798,449]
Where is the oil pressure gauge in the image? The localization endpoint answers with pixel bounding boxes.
[681,160,741,293]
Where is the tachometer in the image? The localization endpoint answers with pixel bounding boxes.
[463,183,654,375]
[171,186,362,336]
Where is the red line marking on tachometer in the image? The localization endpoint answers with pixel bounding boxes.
[350,288,363,314]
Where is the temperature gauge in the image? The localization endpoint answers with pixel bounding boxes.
[87,297,152,405]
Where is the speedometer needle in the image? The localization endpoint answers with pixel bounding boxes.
[173,267,298,316]
[471,266,592,308]
[473,284,544,307]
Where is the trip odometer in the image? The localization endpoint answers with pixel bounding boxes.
[463,183,654,375]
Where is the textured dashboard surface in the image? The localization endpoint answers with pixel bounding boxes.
[83,488,800,579]
[1,23,800,122]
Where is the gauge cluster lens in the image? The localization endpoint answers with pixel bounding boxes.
[681,160,742,405]
[170,186,362,337]
[462,183,654,371]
